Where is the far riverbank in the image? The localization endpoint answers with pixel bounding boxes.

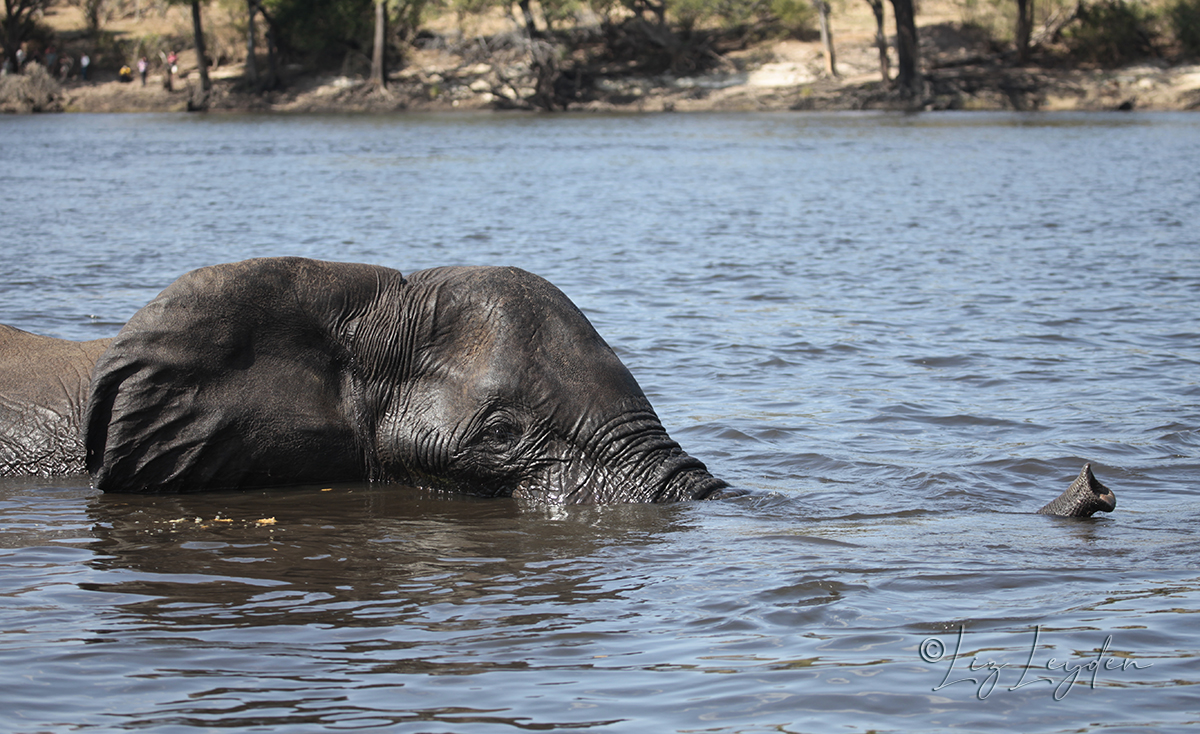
[7,53,1197,115]
[4,9,1199,116]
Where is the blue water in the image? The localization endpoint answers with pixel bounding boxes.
[1,111,1199,732]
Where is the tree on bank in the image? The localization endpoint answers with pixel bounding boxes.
[370,0,385,87]
[263,0,423,79]
[246,0,281,89]
[69,0,104,35]
[188,0,211,107]
[863,0,889,82]
[373,0,431,88]
[1015,0,1034,62]
[813,0,837,76]
[155,0,211,104]
[245,0,258,84]
[889,0,919,95]
[2,0,49,74]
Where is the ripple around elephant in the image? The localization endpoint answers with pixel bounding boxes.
[1,257,1113,515]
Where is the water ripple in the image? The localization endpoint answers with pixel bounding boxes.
[1,112,1199,733]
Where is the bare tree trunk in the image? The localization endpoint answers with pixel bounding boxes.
[1016,0,1033,63]
[814,0,838,77]
[865,0,890,82]
[889,0,919,96]
[2,0,24,74]
[644,0,666,25]
[265,21,278,88]
[190,0,211,109]
[245,0,258,85]
[370,0,387,87]
[528,38,558,110]
[257,1,280,90]
[84,0,103,34]
[517,0,540,38]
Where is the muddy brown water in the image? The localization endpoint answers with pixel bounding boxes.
[1,111,1198,732]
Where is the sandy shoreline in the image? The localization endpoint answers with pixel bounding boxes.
[6,23,1199,117]
[40,59,1200,116]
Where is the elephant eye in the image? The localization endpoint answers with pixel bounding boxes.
[477,418,521,448]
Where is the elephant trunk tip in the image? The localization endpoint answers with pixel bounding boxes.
[1037,463,1117,518]
[701,485,748,500]
[646,449,733,503]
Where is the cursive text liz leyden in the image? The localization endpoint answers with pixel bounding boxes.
[919,625,1152,700]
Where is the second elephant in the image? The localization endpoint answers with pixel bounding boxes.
[0,325,111,477]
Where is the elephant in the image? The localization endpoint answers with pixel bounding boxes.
[2,257,1114,516]
[82,257,732,503]
[0,325,112,476]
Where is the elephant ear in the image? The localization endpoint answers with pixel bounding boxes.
[85,258,404,493]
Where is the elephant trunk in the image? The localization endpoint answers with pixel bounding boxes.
[568,410,730,503]
[1037,463,1116,517]
[551,444,727,504]
[645,446,732,502]
[508,401,732,505]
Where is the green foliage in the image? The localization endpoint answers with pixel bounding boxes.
[267,0,374,64]
[768,0,815,31]
[71,0,106,34]
[1064,0,1156,64]
[1168,0,1200,55]
[263,0,427,67]
[130,32,177,65]
[954,0,1114,46]
[391,0,431,40]
[669,0,719,30]
[446,0,496,15]
[540,0,584,29]
[668,0,813,31]
[952,0,1015,42]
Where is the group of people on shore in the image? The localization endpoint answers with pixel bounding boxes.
[3,44,80,80]
[5,43,179,89]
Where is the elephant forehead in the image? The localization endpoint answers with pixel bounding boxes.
[414,267,646,404]
[443,318,635,402]
[414,267,575,323]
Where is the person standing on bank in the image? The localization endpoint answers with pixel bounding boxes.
[137,57,148,86]
[80,53,90,81]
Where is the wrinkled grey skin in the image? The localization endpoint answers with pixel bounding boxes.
[2,257,1116,516]
[0,325,112,476]
[83,257,732,502]
[1038,463,1116,518]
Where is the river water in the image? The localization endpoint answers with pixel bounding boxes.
[1,111,1198,732]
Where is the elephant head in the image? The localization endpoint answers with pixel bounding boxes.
[84,257,730,503]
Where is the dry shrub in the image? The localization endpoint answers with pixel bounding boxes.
[0,64,63,113]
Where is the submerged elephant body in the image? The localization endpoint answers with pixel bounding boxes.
[0,325,112,477]
[1,257,1113,516]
